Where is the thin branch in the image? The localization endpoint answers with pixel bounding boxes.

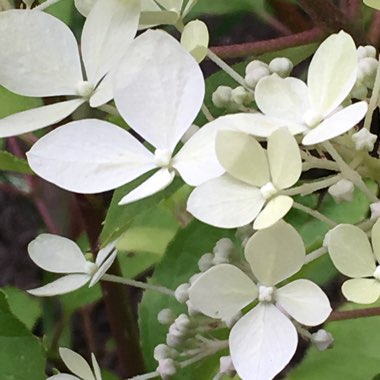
[209,27,324,59]
[328,306,380,321]
[369,11,380,46]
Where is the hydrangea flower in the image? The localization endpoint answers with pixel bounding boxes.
[48,347,102,380]
[187,127,301,229]
[189,221,331,380]
[0,0,140,137]
[328,219,380,304]
[27,234,117,297]
[203,31,368,146]
[27,30,223,205]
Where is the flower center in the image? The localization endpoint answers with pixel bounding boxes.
[373,265,380,281]
[303,109,322,129]
[76,80,95,99]
[84,261,98,276]
[258,285,274,303]
[154,149,172,168]
[260,182,278,200]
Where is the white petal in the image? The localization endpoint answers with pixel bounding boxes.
[187,175,265,228]
[27,119,156,194]
[180,20,209,63]
[156,0,183,11]
[114,30,204,150]
[245,220,305,286]
[91,354,102,380]
[215,130,270,187]
[27,274,90,297]
[89,250,118,287]
[253,195,293,230]
[95,241,116,267]
[342,278,380,304]
[255,75,308,122]
[302,101,368,146]
[0,10,82,97]
[139,10,178,28]
[28,234,86,274]
[89,74,113,108]
[59,348,95,380]
[0,99,85,138]
[328,224,376,277]
[189,264,258,320]
[276,279,332,326]
[371,218,380,263]
[118,168,175,205]
[74,0,97,16]
[173,122,224,186]
[267,128,301,189]
[47,375,79,380]
[81,0,140,85]
[308,31,357,117]
[229,303,298,380]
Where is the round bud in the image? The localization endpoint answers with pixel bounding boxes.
[244,66,270,88]
[189,273,202,285]
[157,309,176,325]
[214,238,235,259]
[230,86,251,106]
[174,314,192,331]
[311,329,334,351]
[83,261,98,276]
[76,80,95,99]
[328,179,354,203]
[352,128,377,151]
[212,86,232,108]
[157,358,178,379]
[357,46,368,60]
[198,253,214,272]
[219,355,236,377]
[153,344,178,361]
[269,57,293,77]
[174,283,190,304]
[245,60,268,75]
[351,82,368,100]
[166,331,183,348]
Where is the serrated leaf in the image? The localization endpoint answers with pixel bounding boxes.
[0,291,46,380]
[0,151,33,174]
[139,220,234,378]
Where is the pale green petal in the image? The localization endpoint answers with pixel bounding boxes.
[187,174,265,228]
[328,224,376,277]
[255,75,308,123]
[342,278,380,304]
[188,264,258,320]
[59,348,95,380]
[253,195,293,230]
[91,354,102,380]
[364,0,380,10]
[371,218,380,263]
[181,20,209,63]
[308,31,357,117]
[267,128,301,189]
[245,220,305,286]
[276,279,331,326]
[216,130,269,186]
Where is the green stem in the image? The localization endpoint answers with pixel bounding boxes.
[101,274,175,297]
[201,103,214,122]
[293,202,337,227]
[305,246,328,264]
[35,0,62,10]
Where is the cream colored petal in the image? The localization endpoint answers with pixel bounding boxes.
[342,278,380,304]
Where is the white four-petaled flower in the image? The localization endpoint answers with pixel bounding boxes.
[26,30,223,205]
[187,127,301,229]
[189,221,332,380]
[0,0,140,137]
[27,234,117,296]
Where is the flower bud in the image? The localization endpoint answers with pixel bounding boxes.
[174,314,196,331]
[157,309,176,325]
[245,60,268,75]
[157,358,178,379]
[219,355,236,377]
[352,128,377,151]
[212,86,232,108]
[198,252,214,272]
[370,202,380,221]
[351,82,368,100]
[174,283,190,303]
[269,57,293,77]
[230,86,251,106]
[245,66,270,88]
[154,344,178,361]
[311,329,334,351]
[328,179,354,203]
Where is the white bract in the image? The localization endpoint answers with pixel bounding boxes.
[207,31,368,146]
[180,19,209,63]
[0,0,140,137]
[187,127,301,229]
[47,347,102,380]
[27,30,223,204]
[189,221,331,380]
[27,234,117,296]
[328,219,380,304]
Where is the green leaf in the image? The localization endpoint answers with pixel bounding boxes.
[139,220,234,378]
[0,291,46,380]
[287,304,380,380]
[1,287,41,330]
[38,0,75,24]
[0,151,33,174]
[99,175,182,246]
[60,285,102,315]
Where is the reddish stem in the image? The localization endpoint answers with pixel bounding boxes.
[328,307,380,321]
[369,11,380,46]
